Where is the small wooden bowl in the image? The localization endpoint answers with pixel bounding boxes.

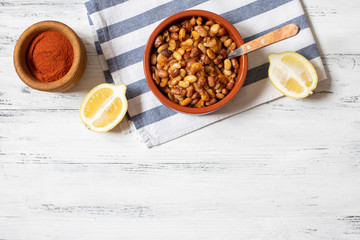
[143,10,248,114]
[14,21,87,92]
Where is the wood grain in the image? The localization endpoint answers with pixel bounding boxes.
[241,24,300,55]
[1,0,360,239]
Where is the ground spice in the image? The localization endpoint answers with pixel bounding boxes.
[26,31,74,82]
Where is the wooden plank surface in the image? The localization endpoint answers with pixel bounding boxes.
[1,0,360,239]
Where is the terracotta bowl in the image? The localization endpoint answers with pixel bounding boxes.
[14,21,87,92]
[143,10,248,114]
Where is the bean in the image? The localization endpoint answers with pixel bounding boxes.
[226,82,234,90]
[224,39,232,47]
[157,69,168,78]
[175,96,184,102]
[216,93,225,99]
[191,98,200,106]
[181,38,193,46]
[194,99,205,108]
[168,39,176,51]
[165,35,170,42]
[157,52,167,65]
[168,93,177,103]
[219,48,227,58]
[190,17,196,26]
[171,76,182,86]
[197,76,206,89]
[204,66,214,73]
[220,35,229,43]
[154,35,164,48]
[161,86,171,94]
[179,28,186,40]
[169,62,181,70]
[152,72,160,85]
[178,60,185,68]
[177,48,185,55]
[186,85,194,98]
[231,58,239,69]
[167,55,175,62]
[210,24,220,35]
[150,54,157,65]
[198,43,206,54]
[210,43,220,54]
[153,18,239,108]
[189,62,203,74]
[181,20,192,32]
[178,81,190,88]
[166,59,177,68]
[180,97,192,106]
[218,28,227,36]
[197,26,208,37]
[214,66,222,75]
[191,92,200,99]
[207,76,216,87]
[214,83,221,90]
[170,68,180,78]
[228,42,237,51]
[200,90,210,101]
[224,59,231,70]
[183,52,190,60]
[207,89,216,99]
[160,49,172,58]
[159,77,168,87]
[184,74,198,83]
[193,82,200,92]
[191,31,200,40]
[206,49,216,59]
[190,47,199,58]
[223,69,232,76]
[170,32,179,41]
[173,51,182,61]
[180,89,187,96]
[200,54,211,65]
[186,59,197,70]
[169,25,179,32]
[205,98,217,106]
[214,56,222,65]
[163,30,169,38]
[219,75,228,84]
[171,87,184,95]
[204,38,217,48]
[157,43,169,54]
[205,20,214,26]
[179,69,186,78]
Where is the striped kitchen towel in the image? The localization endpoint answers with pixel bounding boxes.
[85,0,327,147]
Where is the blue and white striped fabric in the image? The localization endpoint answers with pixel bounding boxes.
[85,0,327,147]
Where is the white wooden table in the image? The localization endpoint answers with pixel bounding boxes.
[1,1,360,239]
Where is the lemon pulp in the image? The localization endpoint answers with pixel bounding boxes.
[80,83,128,133]
[268,51,318,99]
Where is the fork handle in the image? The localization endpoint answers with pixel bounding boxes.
[240,23,300,55]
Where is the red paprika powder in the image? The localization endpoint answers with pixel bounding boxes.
[26,31,74,82]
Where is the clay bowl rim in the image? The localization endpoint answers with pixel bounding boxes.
[143,10,248,114]
[13,20,83,92]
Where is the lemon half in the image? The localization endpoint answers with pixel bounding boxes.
[80,83,128,133]
[268,51,318,99]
